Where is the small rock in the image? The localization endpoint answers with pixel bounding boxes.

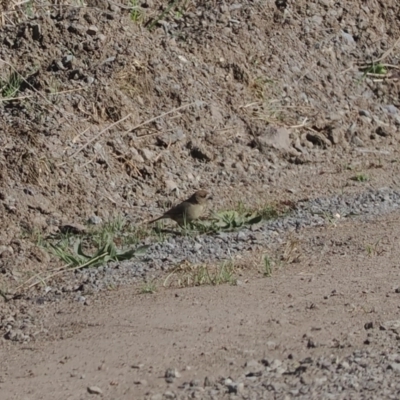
[204,376,212,387]
[189,379,200,387]
[381,320,400,334]
[307,338,318,348]
[236,382,245,393]
[364,321,374,329]
[62,54,74,68]
[5,329,29,342]
[134,379,148,385]
[376,126,390,137]
[164,179,178,193]
[258,126,291,150]
[131,363,144,369]
[301,374,313,385]
[351,135,365,147]
[388,363,400,373]
[140,148,156,161]
[102,56,116,64]
[31,24,41,40]
[158,129,186,146]
[68,24,85,35]
[339,361,350,369]
[237,231,247,241]
[189,145,212,162]
[246,359,262,369]
[314,376,328,386]
[165,367,181,381]
[341,30,355,44]
[269,359,283,371]
[193,243,202,252]
[87,386,102,395]
[0,245,14,257]
[130,147,145,163]
[85,76,95,85]
[266,341,277,350]
[359,109,371,117]
[23,187,35,196]
[224,378,233,386]
[87,25,98,35]
[88,215,103,225]
[383,104,399,115]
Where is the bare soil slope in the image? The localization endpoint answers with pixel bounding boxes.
[1,0,400,280]
[2,0,400,398]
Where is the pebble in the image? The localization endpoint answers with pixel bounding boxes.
[88,215,103,225]
[165,367,181,380]
[87,386,102,394]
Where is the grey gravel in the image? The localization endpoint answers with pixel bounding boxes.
[2,187,394,306]
[168,344,400,399]
[62,187,400,294]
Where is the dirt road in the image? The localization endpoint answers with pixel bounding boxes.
[3,213,400,399]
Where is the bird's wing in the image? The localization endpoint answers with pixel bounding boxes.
[164,201,187,218]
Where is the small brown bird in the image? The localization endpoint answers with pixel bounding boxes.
[148,190,209,226]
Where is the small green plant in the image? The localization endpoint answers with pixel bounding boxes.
[164,260,237,288]
[24,0,35,17]
[189,201,285,234]
[357,62,387,85]
[250,76,274,100]
[129,0,145,23]
[362,62,387,76]
[263,255,272,277]
[23,228,43,246]
[318,211,340,227]
[192,210,262,233]
[147,0,180,31]
[49,238,149,269]
[258,204,280,220]
[365,244,374,257]
[88,215,156,248]
[351,173,369,182]
[1,71,23,99]
[217,210,262,228]
[47,77,62,103]
[365,237,387,257]
[141,281,157,294]
[175,9,183,18]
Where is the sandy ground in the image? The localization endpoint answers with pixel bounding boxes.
[2,212,400,399]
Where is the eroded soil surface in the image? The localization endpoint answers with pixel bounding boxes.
[1,0,400,398]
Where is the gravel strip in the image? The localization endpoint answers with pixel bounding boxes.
[68,186,400,294]
[159,339,400,400]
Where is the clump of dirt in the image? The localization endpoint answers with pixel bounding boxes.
[0,0,400,291]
